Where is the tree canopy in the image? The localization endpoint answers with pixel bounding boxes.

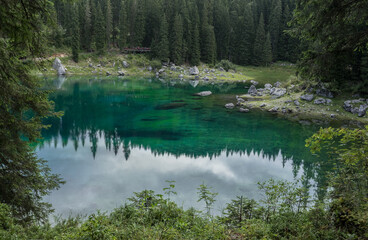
[0,0,63,223]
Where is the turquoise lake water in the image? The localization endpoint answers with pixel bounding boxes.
[37,76,328,217]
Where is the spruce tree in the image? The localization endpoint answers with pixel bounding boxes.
[238,4,254,65]
[118,0,128,49]
[171,14,184,64]
[95,3,105,54]
[253,13,266,66]
[200,1,216,65]
[105,0,113,47]
[154,14,170,61]
[71,6,80,62]
[190,23,201,66]
[269,0,282,59]
[0,0,63,222]
[213,0,230,60]
[132,4,145,46]
[83,0,92,51]
[264,32,273,66]
[189,3,201,66]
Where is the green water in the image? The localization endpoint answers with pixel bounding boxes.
[37,76,327,216]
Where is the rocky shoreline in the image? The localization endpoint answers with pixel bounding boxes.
[223,82,368,126]
[50,57,367,126]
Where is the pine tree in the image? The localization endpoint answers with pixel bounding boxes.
[264,32,273,66]
[154,14,170,61]
[238,4,254,65]
[95,3,105,54]
[190,23,201,66]
[171,14,184,64]
[132,4,145,46]
[105,0,113,47]
[83,0,92,51]
[118,0,128,49]
[213,0,230,60]
[71,6,80,62]
[269,0,281,59]
[202,25,216,64]
[189,3,201,66]
[253,13,266,66]
[200,1,216,64]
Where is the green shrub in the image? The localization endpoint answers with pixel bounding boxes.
[216,60,235,71]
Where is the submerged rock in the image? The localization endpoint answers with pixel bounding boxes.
[196,91,212,97]
[239,108,250,113]
[225,103,235,109]
[52,58,66,75]
[155,102,187,110]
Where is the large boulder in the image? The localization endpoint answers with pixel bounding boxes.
[189,66,199,75]
[270,88,287,98]
[274,81,282,88]
[316,86,334,98]
[248,85,258,95]
[300,94,314,102]
[52,58,66,75]
[250,80,259,86]
[343,100,352,112]
[358,105,368,117]
[264,83,272,90]
[117,71,125,76]
[196,91,212,97]
[122,61,129,68]
[314,98,326,105]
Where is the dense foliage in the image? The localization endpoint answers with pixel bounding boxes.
[292,0,368,92]
[52,0,299,66]
[0,0,63,223]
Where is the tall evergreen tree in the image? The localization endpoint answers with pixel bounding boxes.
[213,0,230,60]
[153,14,169,61]
[264,32,273,65]
[71,6,80,62]
[269,0,281,59]
[132,4,145,46]
[189,3,201,66]
[0,0,63,222]
[105,0,113,47]
[253,13,266,66]
[171,14,184,64]
[118,0,128,49]
[200,1,216,64]
[95,3,106,54]
[238,4,254,65]
[83,0,92,51]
